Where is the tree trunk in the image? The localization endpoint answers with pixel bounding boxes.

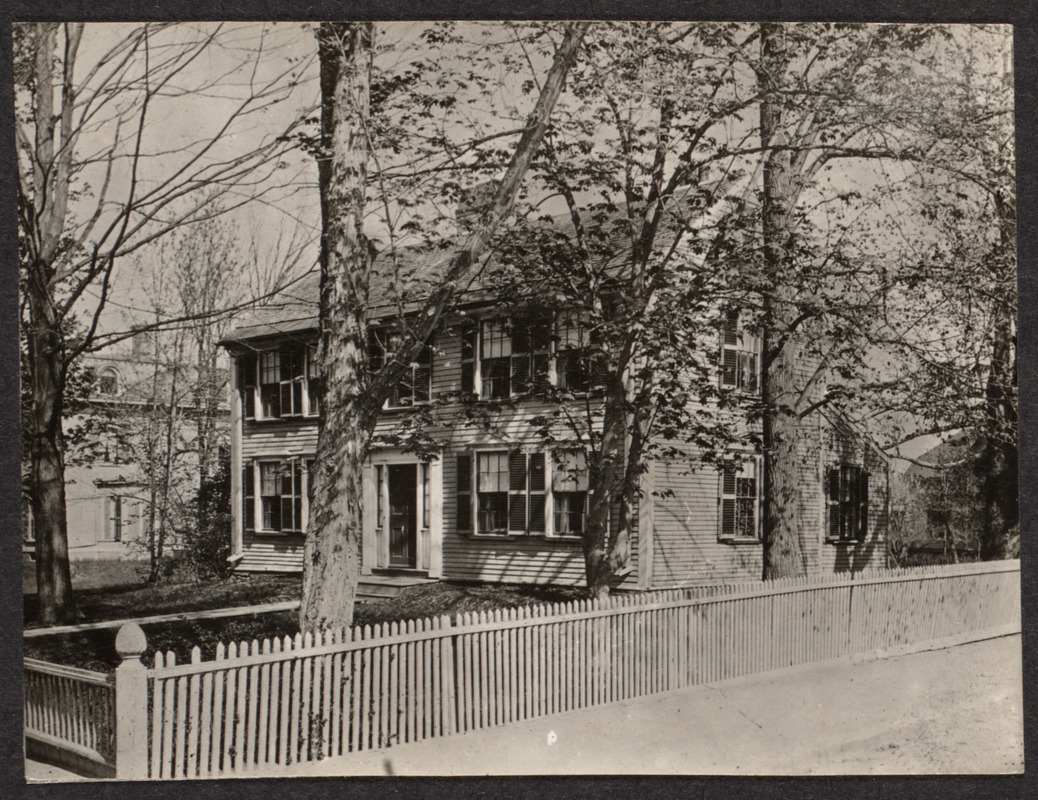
[583,377,628,596]
[27,279,76,624]
[301,22,377,632]
[300,22,589,631]
[976,191,1017,560]
[759,23,807,579]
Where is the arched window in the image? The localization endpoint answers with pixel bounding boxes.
[97,367,119,396]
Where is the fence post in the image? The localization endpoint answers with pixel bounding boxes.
[114,623,150,780]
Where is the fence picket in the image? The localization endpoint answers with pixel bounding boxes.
[23,560,1013,780]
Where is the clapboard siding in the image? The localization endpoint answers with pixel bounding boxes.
[439,440,588,586]
[241,419,318,459]
[650,458,763,586]
[232,316,888,585]
[238,532,305,572]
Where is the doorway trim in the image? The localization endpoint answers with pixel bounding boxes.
[362,449,443,578]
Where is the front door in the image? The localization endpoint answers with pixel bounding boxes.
[388,464,417,568]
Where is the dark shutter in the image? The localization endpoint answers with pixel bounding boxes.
[239,356,255,420]
[460,323,476,394]
[243,464,254,530]
[456,454,472,531]
[528,453,545,532]
[827,467,841,540]
[509,452,527,531]
[721,499,735,538]
[859,469,869,541]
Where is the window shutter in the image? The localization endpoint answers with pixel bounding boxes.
[528,453,545,532]
[827,467,841,540]
[460,323,476,394]
[456,455,472,531]
[508,452,527,531]
[859,469,869,541]
[243,464,254,530]
[368,332,384,374]
[721,498,735,538]
[512,356,531,393]
[239,356,255,420]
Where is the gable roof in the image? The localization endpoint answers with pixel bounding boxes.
[222,185,752,346]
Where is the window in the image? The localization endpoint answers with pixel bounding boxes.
[719,457,761,540]
[97,367,119,396]
[555,311,601,392]
[827,464,869,542]
[259,460,304,533]
[553,450,588,536]
[720,310,760,393]
[465,451,546,534]
[478,315,550,399]
[245,345,319,420]
[368,330,433,407]
[306,346,320,415]
[103,495,139,542]
[475,452,509,533]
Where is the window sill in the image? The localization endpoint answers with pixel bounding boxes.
[718,536,762,545]
[825,537,868,546]
[248,529,302,537]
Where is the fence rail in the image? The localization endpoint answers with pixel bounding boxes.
[22,560,1020,779]
[24,658,115,773]
[141,559,1019,779]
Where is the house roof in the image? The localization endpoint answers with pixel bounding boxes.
[902,433,974,479]
[221,185,744,347]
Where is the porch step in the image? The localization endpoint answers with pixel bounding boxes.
[356,574,435,601]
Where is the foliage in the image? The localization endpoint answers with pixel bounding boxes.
[176,459,233,579]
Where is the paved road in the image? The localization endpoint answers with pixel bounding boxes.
[286,634,1023,777]
[25,634,1023,781]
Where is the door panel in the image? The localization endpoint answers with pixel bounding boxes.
[388,464,417,568]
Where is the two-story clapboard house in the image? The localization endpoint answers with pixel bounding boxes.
[220,244,890,590]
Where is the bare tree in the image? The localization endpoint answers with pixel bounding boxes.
[17,22,314,623]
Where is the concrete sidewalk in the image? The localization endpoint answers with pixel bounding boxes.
[283,634,1023,777]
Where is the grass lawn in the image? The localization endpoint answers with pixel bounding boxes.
[23,559,302,630]
[24,580,586,672]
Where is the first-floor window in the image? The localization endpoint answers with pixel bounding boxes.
[476,452,510,533]
[461,450,552,535]
[827,464,869,542]
[719,457,761,540]
[259,460,303,533]
[104,495,139,542]
[553,449,588,536]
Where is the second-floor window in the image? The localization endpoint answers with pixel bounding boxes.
[240,345,319,421]
[720,309,760,394]
[477,317,552,399]
[367,330,433,407]
[464,311,600,400]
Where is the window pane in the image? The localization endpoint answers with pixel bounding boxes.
[478,453,508,492]
[553,450,588,491]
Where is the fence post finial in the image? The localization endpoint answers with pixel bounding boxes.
[114,623,149,780]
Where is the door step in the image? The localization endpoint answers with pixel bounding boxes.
[356,574,435,601]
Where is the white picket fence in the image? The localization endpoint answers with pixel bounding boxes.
[23,659,115,777]
[141,559,1019,779]
[24,559,1021,779]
